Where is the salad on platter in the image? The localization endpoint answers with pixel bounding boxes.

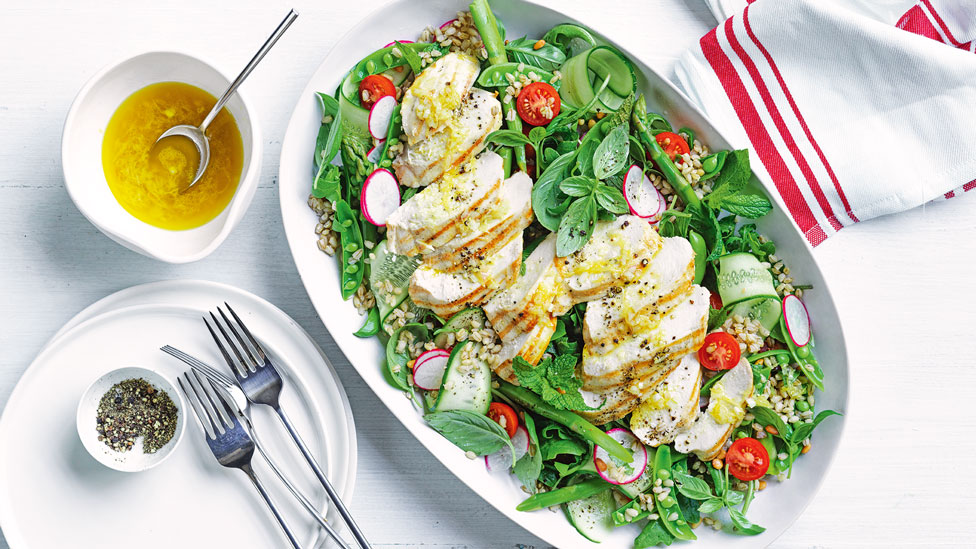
[305,0,840,544]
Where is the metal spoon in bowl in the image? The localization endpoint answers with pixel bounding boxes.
[155,9,299,191]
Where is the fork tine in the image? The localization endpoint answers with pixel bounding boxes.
[218,306,260,368]
[205,314,248,378]
[160,345,237,388]
[211,311,255,373]
[191,370,234,432]
[178,374,218,439]
[224,302,267,362]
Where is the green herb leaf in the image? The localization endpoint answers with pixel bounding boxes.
[697,497,725,514]
[511,355,599,411]
[728,507,766,535]
[531,151,576,231]
[556,195,597,257]
[674,472,715,501]
[749,405,792,439]
[559,175,596,197]
[485,129,533,147]
[527,125,547,144]
[396,40,426,74]
[687,203,724,261]
[718,193,773,219]
[594,184,629,214]
[592,123,629,179]
[635,519,675,548]
[312,164,342,202]
[425,410,515,459]
[505,36,567,71]
[707,306,730,332]
[704,149,751,208]
[314,93,343,168]
[790,409,842,445]
[724,490,745,506]
[513,413,543,493]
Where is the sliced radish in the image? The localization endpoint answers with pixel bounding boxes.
[439,19,457,30]
[593,428,647,485]
[360,168,401,226]
[383,39,414,48]
[368,95,397,140]
[366,144,384,164]
[783,294,811,347]
[485,426,530,472]
[412,349,450,390]
[624,165,665,221]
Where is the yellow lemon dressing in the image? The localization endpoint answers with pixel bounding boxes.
[101,82,243,230]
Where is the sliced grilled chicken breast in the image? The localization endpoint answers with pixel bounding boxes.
[386,151,504,258]
[581,285,709,391]
[491,313,558,384]
[673,357,754,460]
[394,88,502,188]
[399,52,480,146]
[554,216,661,303]
[583,236,696,349]
[422,171,532,273]
[408,235,522,318]
[630,354,703,446]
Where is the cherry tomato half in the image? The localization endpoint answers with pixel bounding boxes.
[656,131,690,161]
[697,331,741,371]
[358,74,396,109]
[488,402,519,438]
[516,82,561,126]
[726,437,770,481]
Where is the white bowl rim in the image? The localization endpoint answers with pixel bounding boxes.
[60,49,263,264]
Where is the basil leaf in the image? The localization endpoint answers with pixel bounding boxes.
[790,409,842,444]
[485,129,533,147]
[718,193,773,219]
[314,93,343,168]
[426,410,515,457]
[312,164,342,202]
[592,123,629,179]
[697,497,725,514]
[513,413,543,493]
[674,472,714,501]
[635,519,675,548]
[724,490,745,506]
[527,125,547,144]
[559,175,596,197]
[728,507,766,535]
[532,151,576,231]
[505,36,567,71]
[556,195,597,257]
[594,184,629,214]
[749,405,792,439]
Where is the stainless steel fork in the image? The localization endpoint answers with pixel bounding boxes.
[177,370,303,549]
[204,303,372,549]
[162,345,351,549]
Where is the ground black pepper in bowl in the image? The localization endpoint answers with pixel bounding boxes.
[95,378,178,454]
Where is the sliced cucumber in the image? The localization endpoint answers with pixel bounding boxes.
[433,307,487,348]
[543,23,597,58]
[369,239,421,323]
[565,487,615,543]
[716,252,778,307]
[433,341,491,414]
[731,296,782,332]
[615,448,656,499]
[339,70,370,137]
[559,46,636,112]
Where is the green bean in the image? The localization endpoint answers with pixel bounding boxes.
[633,96,700,208]
[495,382,632,463]
[498,147,513,178]
[688,230,707,284]
[516,478,608,511]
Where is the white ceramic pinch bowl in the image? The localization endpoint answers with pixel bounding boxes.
[61,51,262,263]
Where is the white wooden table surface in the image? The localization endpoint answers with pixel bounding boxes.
[2,1,975,547]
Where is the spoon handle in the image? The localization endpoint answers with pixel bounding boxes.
[199,9,299,131]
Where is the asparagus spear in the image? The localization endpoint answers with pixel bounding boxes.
[516,478,609,511]
[495,382,632,463]
[469,0,527,172]
[632,95,701,209]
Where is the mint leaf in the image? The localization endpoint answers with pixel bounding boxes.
[718,193,773,219]
[425,410,515,460]
[512,355,599,411]
[704,149,751,208]
[592,123,629,179]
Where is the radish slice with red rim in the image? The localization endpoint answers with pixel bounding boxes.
[366,144,383,164]
[368,95,397,140]
[593,428,647,485]
[411,349,450,390]
[783,294,811,347]
[360,168,401,227]
[485,425,529,472]
[623,165,665,220]
[439,19,457,30]
[382,39,415,48]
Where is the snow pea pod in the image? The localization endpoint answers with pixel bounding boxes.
[699,150,728,182]
[354,307,381,338]
[333,199,365,300]
[516,477,608,512]
[612,498,650,527]
[781,315,825,390]
[653,445,696,541]
[477,63,559,89]
[376,104,403,170]
[688,230,707,284]
[352,42,442,80]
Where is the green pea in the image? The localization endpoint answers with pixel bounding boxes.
[382,53,394,67]
[380,159,392,168]
[657,469,670,480]
[345,243,359,252]
[702,154,719,173]
[676,519,686,526]
[342,219,354,229]
[796,400,810,412]
[797,346,811,358]
[736,431,748,439]
[345,264,359,274]
[366,60,376,73]
[662,496,676,508]
[343,280,358,290]
[775,459,788,470]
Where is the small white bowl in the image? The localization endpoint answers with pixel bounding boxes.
[61,51,262,263]
[76,366,186,472]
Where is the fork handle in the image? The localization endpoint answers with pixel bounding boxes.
[275,407,372,549]
[241,463,304,549]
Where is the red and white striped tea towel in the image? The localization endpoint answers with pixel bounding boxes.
[674,0,976,245]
